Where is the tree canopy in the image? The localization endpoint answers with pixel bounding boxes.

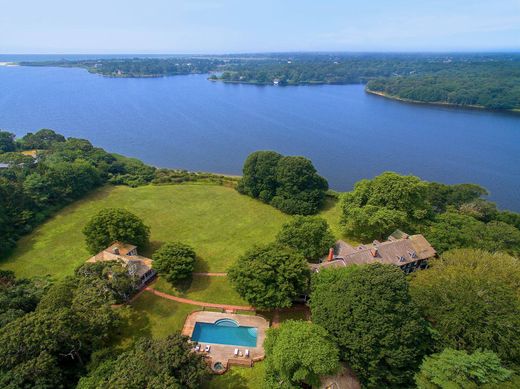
[310,264,431,388]
[410,249,520,365]
[275,216,335,261]
[237,151,328,215]
[264,320,339,388]
[76,334,209,389]
[415,348,512,389]
[152,242,197,284]
[82,208,150,254]
[228,243,310,309]
[0,130,16,152]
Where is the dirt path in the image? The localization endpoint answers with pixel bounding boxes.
[144,285,255,311]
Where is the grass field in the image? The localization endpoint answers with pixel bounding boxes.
[1,183,344,280]
[153,276,248,306]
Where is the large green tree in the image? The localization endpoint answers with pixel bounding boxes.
[0,130,16,152]
[76,335,209,389]
[264,320,339,388]
[20,129,66,150]
[228,243,310,309]
[311,264,431,388]
[82,208,150,254]
[340,172,432,240]
[237,151,328,215]
[237,150,282,202]
[415,349,512,389]
[276,216,335,261]
[153,242,196,284]
[410,249,520,364]
[270,156,328,215]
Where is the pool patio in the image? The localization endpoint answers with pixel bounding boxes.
[182,311,269,373]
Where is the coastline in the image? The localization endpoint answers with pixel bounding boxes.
[365,88,520,114]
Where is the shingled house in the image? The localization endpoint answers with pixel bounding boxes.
[311,230,436,274]
[87,241,156,287]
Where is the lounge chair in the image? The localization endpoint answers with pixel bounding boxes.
[205,345,211,352]
[234,348,239,356]
[245,349,250,358]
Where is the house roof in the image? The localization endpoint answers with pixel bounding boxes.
[86,242,153,279]
[315,232,436,270]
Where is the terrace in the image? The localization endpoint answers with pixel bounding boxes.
[182,311,269,373]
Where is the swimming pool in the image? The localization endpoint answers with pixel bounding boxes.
[191,318,258,347]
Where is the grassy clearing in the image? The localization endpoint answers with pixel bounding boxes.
[203,362,266,389]
[153,276,248,306]
[0,184,294,278]
[1,183,345,280]
[114,292,198,348]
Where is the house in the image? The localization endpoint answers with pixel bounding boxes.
[87,241,156,287]
[311,230,436,274]
[0,163,9,169]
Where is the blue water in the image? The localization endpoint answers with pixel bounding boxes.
[0,59,519,211]
[191,320,258,347]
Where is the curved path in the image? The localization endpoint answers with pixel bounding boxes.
[144,285,255,311]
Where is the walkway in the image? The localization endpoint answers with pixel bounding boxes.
[144,285,255,312]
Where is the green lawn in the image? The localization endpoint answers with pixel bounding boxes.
[0,184,294,279]
[1,183,344,280]
[153,276,248,306]
[114,292,198,348]
[203,362,266,389]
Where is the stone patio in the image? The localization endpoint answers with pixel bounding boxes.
[182,311,269,372]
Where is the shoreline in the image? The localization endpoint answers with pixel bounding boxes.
[365,88,520,114]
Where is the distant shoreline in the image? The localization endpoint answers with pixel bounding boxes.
[365,88,520,114]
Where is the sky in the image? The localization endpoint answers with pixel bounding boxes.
[1,0,519,53]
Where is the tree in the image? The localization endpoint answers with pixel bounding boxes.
[340,172,432,239]
[415,349,512,389]
[271,156,328,215]
[20,129,65,150]
[82,208,150,254]
[0,131,16,152]
[342,205,408,241]
[153,242,196,284]
[237,151,328,215]
[410,249,520,364]
[77,335,209,389]
[228,243,310,309]
[424,213,520,255]
[237,150,282,202]
[264,320,339,388]
[310,264,431,388]
[276,216,335,261]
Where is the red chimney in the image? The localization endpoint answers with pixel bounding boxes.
[328,247,334,261]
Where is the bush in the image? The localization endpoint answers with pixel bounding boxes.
[152,242,196,284]
[82,208,150,254]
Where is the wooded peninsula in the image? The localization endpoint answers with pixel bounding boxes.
[20,53,520,111]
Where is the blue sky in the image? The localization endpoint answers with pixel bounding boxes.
[1,0,519,53]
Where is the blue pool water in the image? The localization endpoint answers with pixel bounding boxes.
[191,319,258,347]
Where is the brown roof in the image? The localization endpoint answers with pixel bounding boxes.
[86,242,153,279]
[315,232,436,270]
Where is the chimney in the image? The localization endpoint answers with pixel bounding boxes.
[327,247,334,261]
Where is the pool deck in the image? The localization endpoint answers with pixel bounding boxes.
[182,311,269,371]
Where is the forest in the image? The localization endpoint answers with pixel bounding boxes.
[20,53,520,110]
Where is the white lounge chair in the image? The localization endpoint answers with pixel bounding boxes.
[205,345,211,352]
[245,349,250,358]
[234,348,239,356]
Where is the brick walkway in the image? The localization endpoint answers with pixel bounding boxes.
[192,272,228,276]
[144,285,255,311]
